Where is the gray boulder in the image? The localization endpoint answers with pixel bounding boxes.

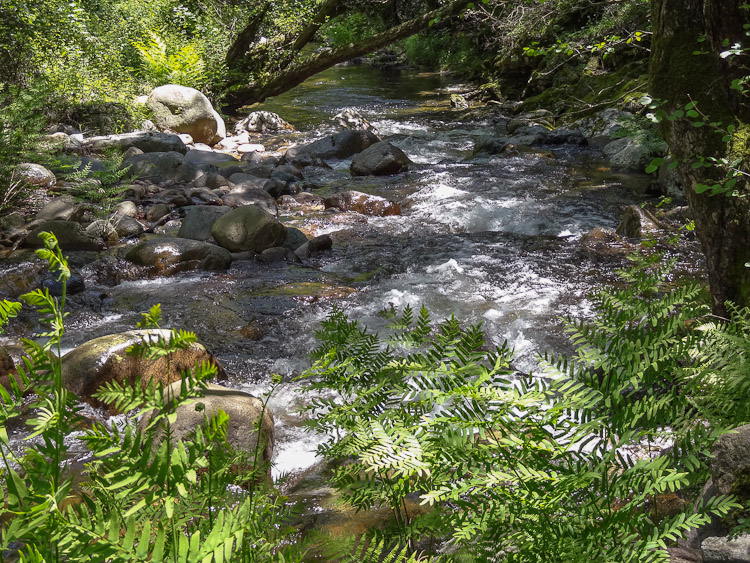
[285,129,380,163]
[178,205,231,241]
[148,382,275,473]
[702,535,750,562]
[234,111,293,133]
[324,190,401,216]
[82,131,187,154]
[572,108,633,148]
[61,329,225,410]
[282,227,308,250]
[12,163,56,187]
[295,234,333,259]
[333,108,378,135]
[713,425,750,495]
[111,214,146,238]
[211,205,286,253]
[350,141,411,176]
[124,151,205,183]
[222,184,277,214]
[25,220,105,251]
[125,236,232,274]
[193,172,232,190]
[34,195,84,222]
[146,85,226,145]
[507,110,554,134]
[603,137,667,172]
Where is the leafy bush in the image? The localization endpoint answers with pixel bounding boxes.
[132,30,208,89]
[0,233,304,562]
[299,254,739,561]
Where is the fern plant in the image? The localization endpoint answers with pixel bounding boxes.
[0,232,306,562]
[132,31,207,89]
[299,255,740,562]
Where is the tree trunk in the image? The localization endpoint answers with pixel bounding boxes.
[221,0,469,112]
[650,0,750,315]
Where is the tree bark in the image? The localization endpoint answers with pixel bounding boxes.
[221,0,470,112]
[650,0,750,315]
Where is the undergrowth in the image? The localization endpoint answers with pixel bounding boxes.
[299,252,745,561]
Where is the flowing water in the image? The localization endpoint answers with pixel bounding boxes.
[2,65,703,479]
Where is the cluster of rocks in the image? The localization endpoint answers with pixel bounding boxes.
[473,107,675,193]
[0,330,274,470]
[3,85,417,282]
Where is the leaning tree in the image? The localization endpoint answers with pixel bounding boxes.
[219,0,471,111]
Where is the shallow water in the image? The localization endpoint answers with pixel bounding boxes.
[2,64,702,479]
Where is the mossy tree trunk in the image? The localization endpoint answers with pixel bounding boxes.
[650,0,750,315]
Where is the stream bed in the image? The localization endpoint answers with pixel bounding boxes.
[1,65,703,482]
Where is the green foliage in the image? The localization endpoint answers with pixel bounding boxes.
[400,32,483,74]
[0,232,307,562]
[300,254,740,561]
[132,30,208,89]
[692,302,750,427]
[323,13,386,48]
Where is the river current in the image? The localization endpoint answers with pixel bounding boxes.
[2,65,702,478]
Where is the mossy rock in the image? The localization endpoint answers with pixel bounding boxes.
[61,329,226,411]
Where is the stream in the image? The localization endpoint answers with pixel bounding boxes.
[1,64,703,481]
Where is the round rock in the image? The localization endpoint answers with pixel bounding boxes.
[61,329,226,410]
[211,205,287,253]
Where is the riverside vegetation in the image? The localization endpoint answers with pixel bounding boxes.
[1,236,749,561]
[3,0,750,560]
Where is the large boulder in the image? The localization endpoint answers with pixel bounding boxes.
[146,85,226,146]
[712,424,750,495]
[350,141,411,176]
[25,220,105,251]
[178,205,232,241]
[234,111,293,134]
[12,163,56,187]
[324,190,401,216]
[82,131,187,154]
[602,136,667,172]
[61,329,225,410]
[285,129,380,163]
[211,205,286,253]
[123,151,205,183]
[146,382,275,473]
[702,535,750,562]
[125,236,232,274]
